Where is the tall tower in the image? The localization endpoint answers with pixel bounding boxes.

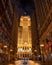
[17,16,32,59]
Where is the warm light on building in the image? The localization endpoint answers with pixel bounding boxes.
[0,0,52,64]
[17,16,32,58]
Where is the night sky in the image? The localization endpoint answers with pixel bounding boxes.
[13,0,35,18]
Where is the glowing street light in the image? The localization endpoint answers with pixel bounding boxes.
[10,49,13,52]
[34,49,37,52]
[4,45,7,48]
[40,44,44,47]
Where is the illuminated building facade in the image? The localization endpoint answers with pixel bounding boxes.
[17,16,32,58]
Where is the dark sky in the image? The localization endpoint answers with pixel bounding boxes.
[13,0,35,18]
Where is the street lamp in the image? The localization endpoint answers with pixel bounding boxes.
[40,44,44,47]
[40,44,44,62]
[3,45,7,48]
[10,49,13,52]
[34,49,37,52]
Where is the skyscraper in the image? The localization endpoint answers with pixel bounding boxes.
[17,16,32,58]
